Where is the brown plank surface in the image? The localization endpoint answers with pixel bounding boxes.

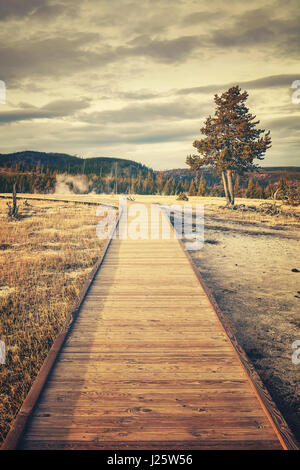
[18,205,284,450]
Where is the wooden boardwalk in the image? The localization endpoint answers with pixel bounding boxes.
[4,204,294,449]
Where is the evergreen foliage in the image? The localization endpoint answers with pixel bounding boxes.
[186,86,272,206]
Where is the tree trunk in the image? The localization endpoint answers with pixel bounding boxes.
[226,170,235,206]
[12,183,17,215]
[221,171,231,205]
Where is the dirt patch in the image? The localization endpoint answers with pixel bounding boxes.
[0,286,15,298]
[188,209,300,442]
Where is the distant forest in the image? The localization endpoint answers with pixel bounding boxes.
[0,151,299,200]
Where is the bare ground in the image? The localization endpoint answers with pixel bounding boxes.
[187,205,300,442]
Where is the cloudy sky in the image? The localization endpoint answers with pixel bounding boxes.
[0,0,299,169]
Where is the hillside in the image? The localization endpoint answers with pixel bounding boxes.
[161,166,300,185]
[254,167,300,183]
[0,151,151,177]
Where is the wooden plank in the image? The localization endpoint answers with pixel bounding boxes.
[18,439,282,451]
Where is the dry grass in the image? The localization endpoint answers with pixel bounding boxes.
[111,194,300,229]
[0,198,109,443]
[89,194,300,226]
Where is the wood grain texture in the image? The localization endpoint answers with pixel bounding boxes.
[3,202,297,450]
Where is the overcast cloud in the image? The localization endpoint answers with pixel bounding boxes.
[0,0,299,169]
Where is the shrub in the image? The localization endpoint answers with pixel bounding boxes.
[176,192,189,201]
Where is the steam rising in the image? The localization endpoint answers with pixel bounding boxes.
[55,174,90,194]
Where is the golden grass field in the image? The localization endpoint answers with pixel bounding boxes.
[0,197,109,442]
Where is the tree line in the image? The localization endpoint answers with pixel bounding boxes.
[0,165,297,203]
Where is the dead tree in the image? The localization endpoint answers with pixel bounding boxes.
[7,183,19,218]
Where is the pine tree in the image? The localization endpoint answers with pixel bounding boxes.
[188,179,197,196]
[245,178,255,198]
[163,179,172,195]
[197,174,207,196]
[210,184,221,197]
[44,180,52,193]
[186,86,271,206]
[175,181,183,194]
[264,183,273,200]
[255,181,264,199]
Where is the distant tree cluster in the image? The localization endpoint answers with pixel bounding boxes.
[0,166,56,193]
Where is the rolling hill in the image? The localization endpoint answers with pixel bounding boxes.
[0,151,151,177]
[161,166,300,185]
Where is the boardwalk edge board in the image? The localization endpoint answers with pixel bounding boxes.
[170,225,299,451]
[0,194,112,207]
[1,202,121,451]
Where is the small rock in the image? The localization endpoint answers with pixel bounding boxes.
[291,268,299,273]
[0,244,10,250]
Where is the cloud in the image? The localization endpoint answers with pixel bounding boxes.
[212,27,274,48]
[116,90,163,100]
[175,75,300,96]
[38,118,199,147]
[209,7,300,58]
[0,32,201,84]
[242,75,300,89]
[79,99,211,124]
[0,33,102,81]
[0,0,66,21]
[96,74,299,103]
[118,35,201,63]
[182,10,220,26]
[0,98,90,123]
[265,115,300,133]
